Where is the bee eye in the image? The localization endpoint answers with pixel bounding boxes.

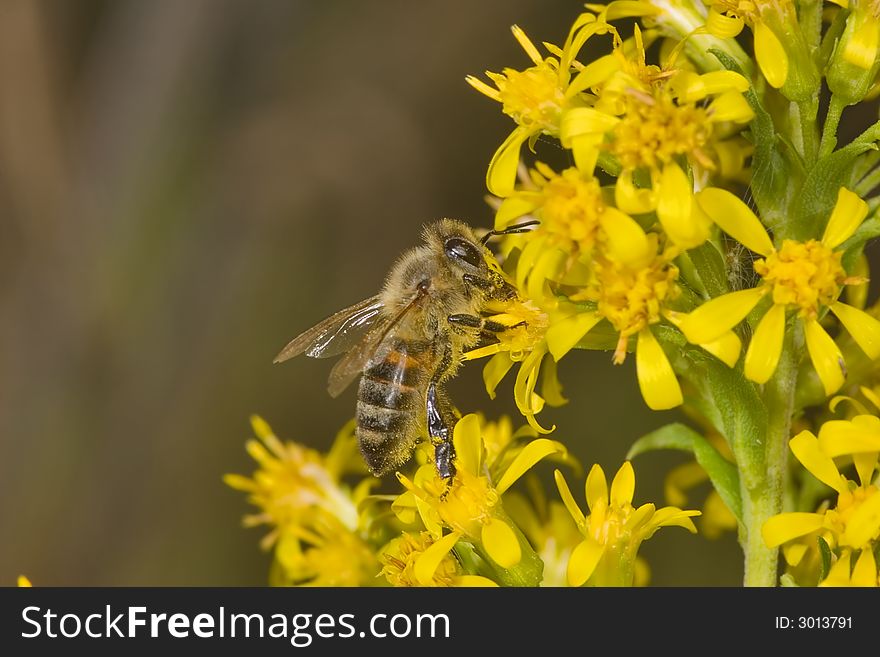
[444,237,482,268]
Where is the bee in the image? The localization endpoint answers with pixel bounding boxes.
[274,218,537,479]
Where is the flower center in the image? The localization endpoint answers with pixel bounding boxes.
[608,92,712,171]
[539,168,606,254]
[829,485,880,549]
[754,239,846,318]
[495,64,566,133]
[586,246,680,341]
[381,533,458,587]
[437,469,498,535]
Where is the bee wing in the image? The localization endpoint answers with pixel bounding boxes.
[326,290,427,398]
[273,295,385,363]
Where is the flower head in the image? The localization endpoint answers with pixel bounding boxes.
[679,186,880,394]
[379,531,497,587]
[555,461,700,586]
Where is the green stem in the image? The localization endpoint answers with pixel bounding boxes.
[794,98,819,164]
[818,94,845,159]
[741,329,798,587]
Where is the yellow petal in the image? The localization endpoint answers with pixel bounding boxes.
[841,491,880,548]
[453,414,483,476]
[495,196,539,231]
[754,22,788,89]
[649,506,700,532]
[708,90,755,123]
[821,551,853,587]
[822,187,869,249]
[818,416,880,456]
[454,575,500,587]
[481,518,522,568]
[853,451,879,488]
[788,430,846,493]
[744,303,786,384]
[565,53,619,98]
[706,8,744,38]
[664,461,707,507]
[615,169,657,214]
[546,311,601,361]
[636,327,683,410]
[830,302,880,360]
[487,127,530,197]
[610,461,636,507]
[17,576,32,587]
[567,537,605,586]
[696,187,774,256]
[559,107,620,144]
[762,513,825,547]
[657,163,707,249]
[598,207,652,266]
[414,531,462,586]
[482,352,515,400]
[850,549,878,586]
[511,24,543,65]
[804,318,846,395]
[783,543,808,567]
[699,330,743,367]
[586,463,609,512]
[496,438,567,494]
[555,469,586,526]
[843,19,880,70]
[678,289,765,350]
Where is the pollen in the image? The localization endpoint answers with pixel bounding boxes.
[584,246,680,362]
[489,64,567,134]
[754,239,848,318]
[609,93,712,171]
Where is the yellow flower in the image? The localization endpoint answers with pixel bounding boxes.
[763,424,880,584]
[380,531,497,587]
[827,0,880,102]
[559,26,753,249]
[555,461,700,586]
[226,416,380,586]
[467,18,616,196]
[820,548,879,587]
[678,186,880,395]
[395,414,565,584]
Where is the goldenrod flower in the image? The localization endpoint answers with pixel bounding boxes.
[763,425,880,584]
[678,186,880,394]
[555,461,700,586]
[559,26,753,249]
[226,416,379,585]
[395,414,565,584]
[827,0,880,102]
[467,18,616,196]
[380,531,497,587]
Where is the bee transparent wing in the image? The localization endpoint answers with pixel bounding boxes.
[326,291,427,398]
[273,295,385,363]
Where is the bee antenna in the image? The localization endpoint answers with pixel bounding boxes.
[480,219,541,246]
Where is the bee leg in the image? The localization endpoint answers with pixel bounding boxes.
[426,382,457,479]
[462,273,517,301]
[448,313,524,334]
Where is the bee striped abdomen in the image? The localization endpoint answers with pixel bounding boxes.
[356,340,428,476]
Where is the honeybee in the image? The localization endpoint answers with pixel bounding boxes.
[274,218,537,479]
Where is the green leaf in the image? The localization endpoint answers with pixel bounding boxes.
[679,240,731,300]
[627,422,743,522]
[817,536,832,581]
[841,215,880,271]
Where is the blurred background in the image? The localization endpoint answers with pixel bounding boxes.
[0,0,744,586]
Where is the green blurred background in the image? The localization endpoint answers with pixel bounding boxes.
[0,0,744,586]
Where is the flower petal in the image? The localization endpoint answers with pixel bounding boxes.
[649,506,700,532]
[585,463,608,512]
[615,169,657,215]
[754,22,788,89]
[822,187,869,249]
[610,461,636,507]
[804,318,846,395]
[850,549,878,587]
[598,207,652,267]
[744,303,786,384]
[636,328,683,410]
[453,414,483,476]
[706,8,744,38]
[487,127,531,197]
[830,302,880,360]
[762,513,825,547]
[555,469,585,526]
[495,196,539,231]
[567,537,605,586]
[818,416,880,456]
[414,531,462,586]
[699,330,743,367]
[482,518,522,568]
[708,90,755,123]
[696,187,774,256]
[789,430,846,493]
[565,53,619,98]
[454,575,500,587]
[678,288,766,344]
[546,311,601,361]
[482,352,515,400]
[657,163,706,249]
[496,438,567,495]
[841,491,880,548]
